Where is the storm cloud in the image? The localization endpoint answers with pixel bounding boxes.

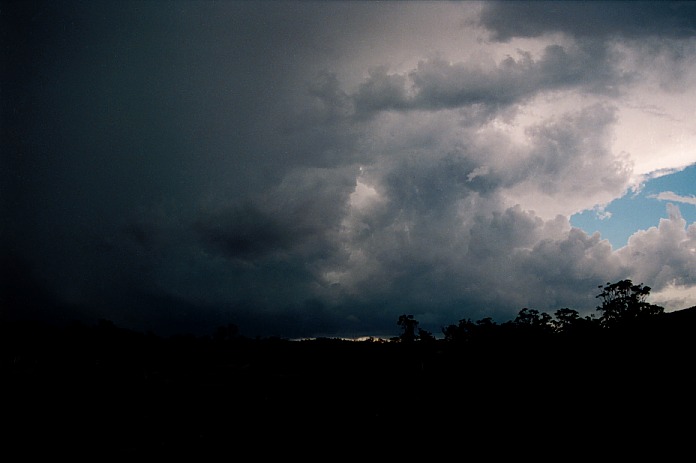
[2,1,695,338]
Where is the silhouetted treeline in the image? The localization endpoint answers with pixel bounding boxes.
[3,280,695,455]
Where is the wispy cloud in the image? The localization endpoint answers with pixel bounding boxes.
[650,191,696,206]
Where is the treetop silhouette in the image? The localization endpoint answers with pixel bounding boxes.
[595,279,664,328]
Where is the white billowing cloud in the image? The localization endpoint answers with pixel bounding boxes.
[500,103,633,218]
[608,38,696,184]
[651,282,696,312]
[334,31,696,220]
[478,1,696,193]
[349,177,383,211]
[617,204,696,290]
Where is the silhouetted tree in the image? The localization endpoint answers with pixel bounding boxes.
[442,317,479,343]
[442,318,475,343]
[442,317,502,345]
[472,317,502,344]
[552,308,581,333]
[596,280,664,329]
[397,314,419,343]
[513,308,553,332]
[418,327,435,343]
[552,307,599,336]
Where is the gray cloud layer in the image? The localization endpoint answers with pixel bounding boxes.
[479,1,696,41]
[2,1,695,338]
[353,42,626,115]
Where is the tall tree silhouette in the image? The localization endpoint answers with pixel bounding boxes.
[397,314,419,343]
[596,280,664,328]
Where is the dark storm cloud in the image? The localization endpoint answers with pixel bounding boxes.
[196,202,298,261]
[3,1,694,339]
[195,167,355,262]
[468,205,545,258]
[380,152,496,215]
[0,0,380,338]
[352,41,626,117]
[480,1,696,41]
[353,66,411,114]
[0,251,88,325]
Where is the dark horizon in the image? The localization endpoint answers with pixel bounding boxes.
[6,288,695,455]
[4,274,694,341]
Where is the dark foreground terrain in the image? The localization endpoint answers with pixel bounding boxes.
[4,307,695,456]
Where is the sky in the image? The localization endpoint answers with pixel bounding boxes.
[2,1,696,339]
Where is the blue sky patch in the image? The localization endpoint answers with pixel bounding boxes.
[571,164,696,249]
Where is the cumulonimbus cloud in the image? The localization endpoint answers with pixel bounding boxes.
[4,1,695,339]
